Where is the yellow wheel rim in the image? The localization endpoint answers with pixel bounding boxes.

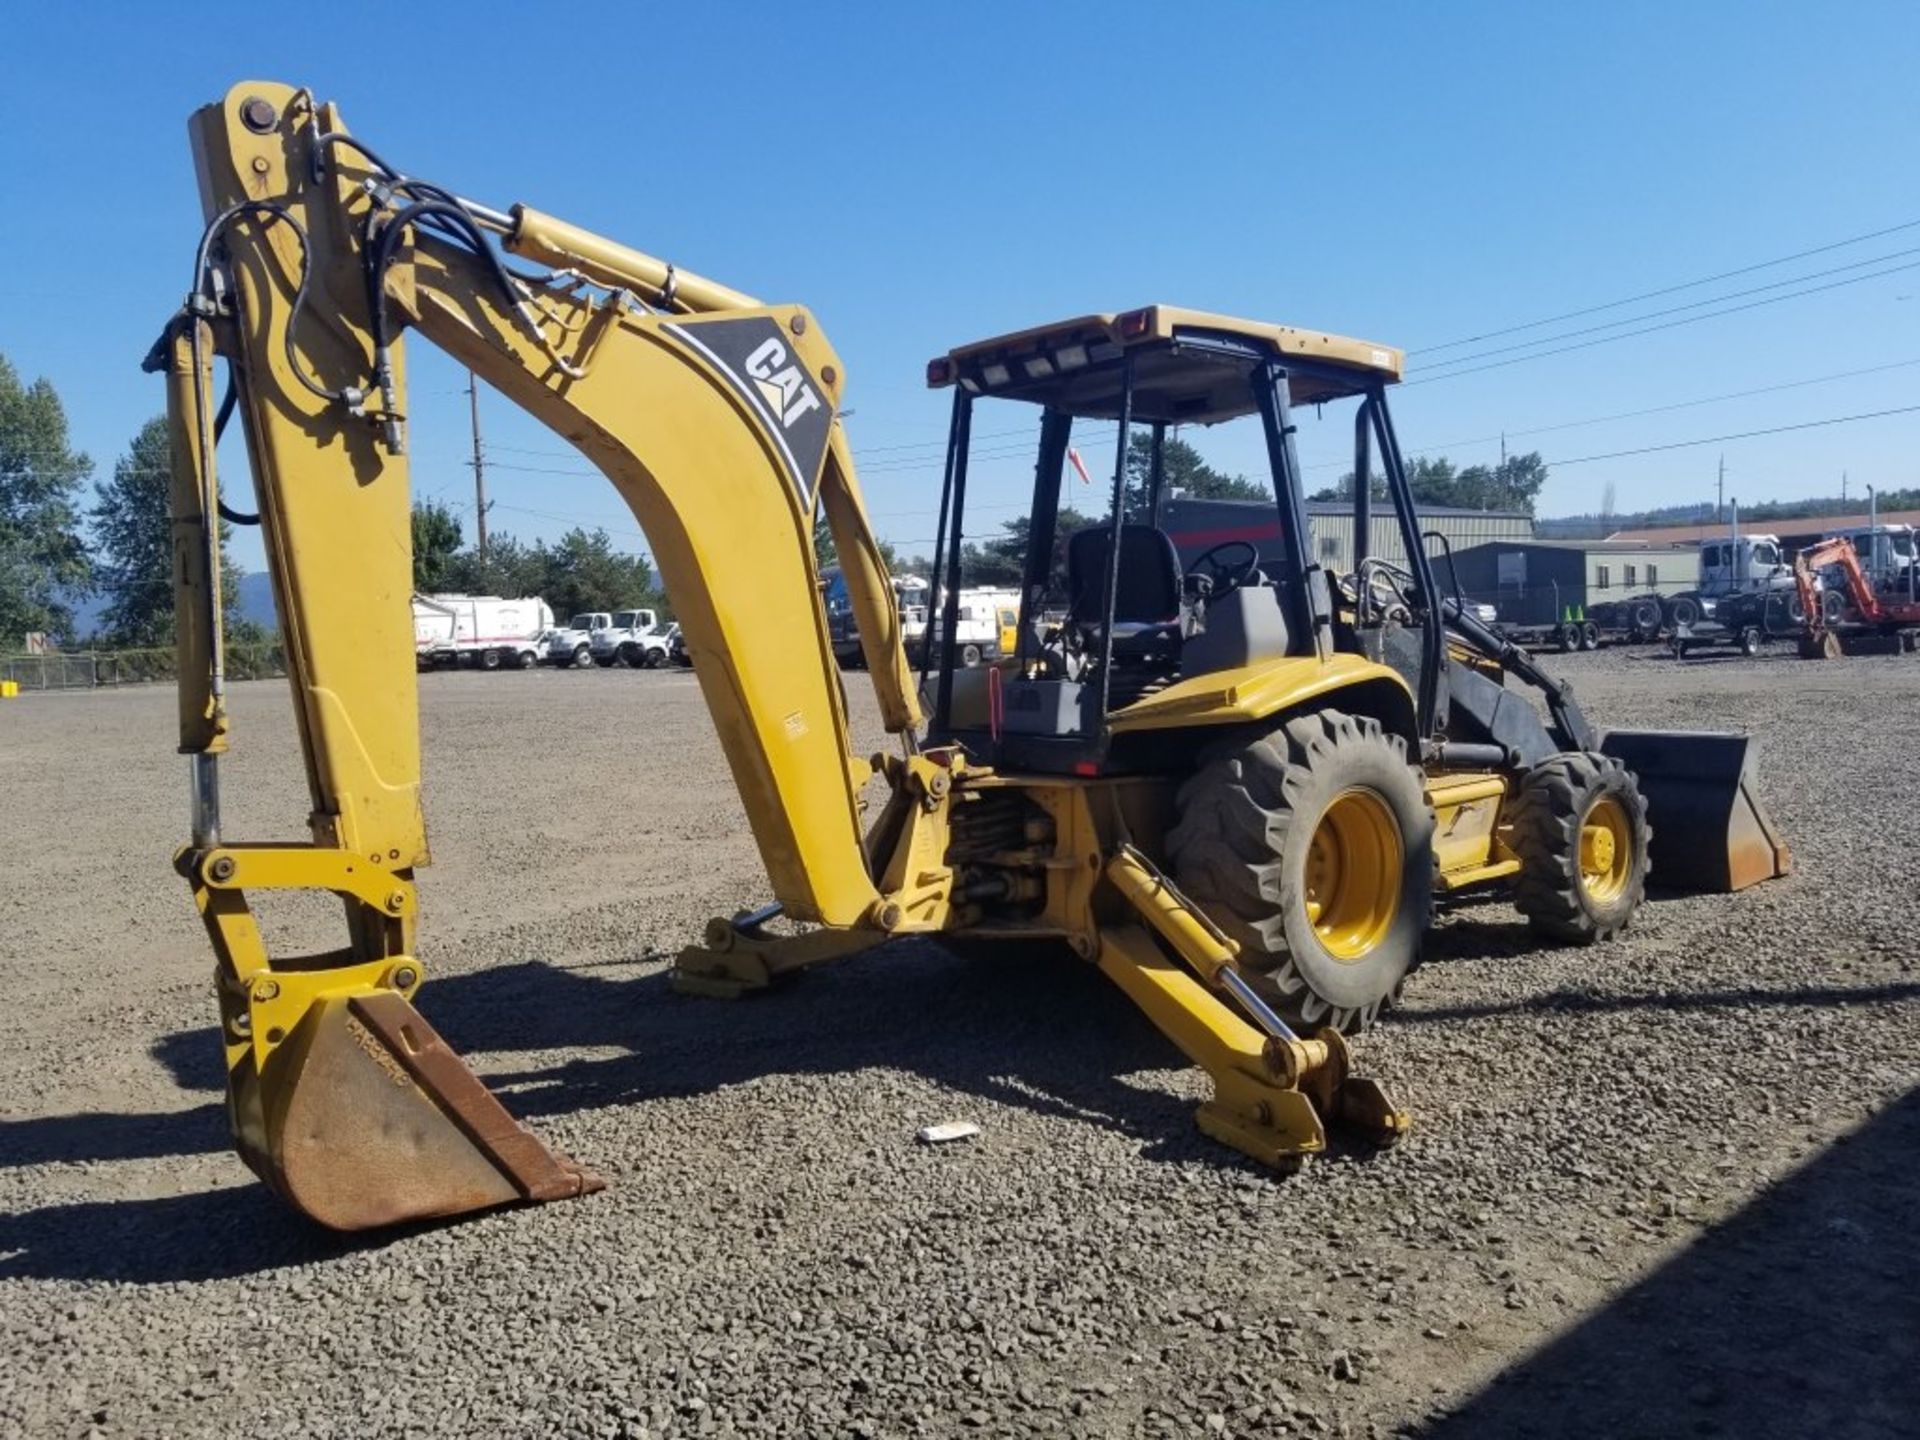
[1303,788,1402,962]
[1579,794,1633,904]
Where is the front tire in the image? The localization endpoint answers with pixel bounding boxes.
[571,645,593,669]
[1166,710,1435,1034]
[1506,753,1649,944]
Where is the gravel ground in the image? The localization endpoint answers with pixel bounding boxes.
[1,648,1916,1439]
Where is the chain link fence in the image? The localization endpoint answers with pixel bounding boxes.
[0,643,287,692]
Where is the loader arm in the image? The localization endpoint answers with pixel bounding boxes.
[165,80,927,1228]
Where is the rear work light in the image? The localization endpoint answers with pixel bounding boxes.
[1054,343,1089,370]
[1117,308,1153,339]
[1022,354,1055,379]
[980,361,1012,387]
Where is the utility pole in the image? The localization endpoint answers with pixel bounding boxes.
[468,370,489,559]
[1715,454,1725,521]
[1841,469,1848,504]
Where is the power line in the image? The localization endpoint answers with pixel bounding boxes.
[1342,355,1920,469]
[1410,216,1920,355]
[1414,247,1920,373]
[1547,404,1920,467]
[1403,258,1920,386]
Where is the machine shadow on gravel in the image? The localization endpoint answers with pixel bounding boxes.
[0,1183,387,1285]
[3,941,1258,1282]
[141,940,1200,1140]
[0,1102,226,1169]
[1413,1084,1920,1439]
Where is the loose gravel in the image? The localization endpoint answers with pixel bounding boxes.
[1,647,1916,1439]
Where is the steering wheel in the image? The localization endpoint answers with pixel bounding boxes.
[1186,539,1262,597]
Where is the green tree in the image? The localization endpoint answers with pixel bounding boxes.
[1125,432,1268,516]
[0,354,92,646]
[962,506,1096,591]
[445,532,545,601]
[535,527,658,618]
[89,414,254,648]
[412,501,464,592]
[1310,451,1549,515]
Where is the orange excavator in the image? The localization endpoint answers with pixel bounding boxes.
[1795,538,1920,658]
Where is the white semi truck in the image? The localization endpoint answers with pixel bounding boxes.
[544,612,612,667]
[1821,523,1918,597]
[412,593,555,670]
[588,608,662,666]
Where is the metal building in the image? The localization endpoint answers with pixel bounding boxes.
[1160,496,1534,577]
[1448,539,1700,628]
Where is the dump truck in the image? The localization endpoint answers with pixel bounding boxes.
[149,80,1789,1232]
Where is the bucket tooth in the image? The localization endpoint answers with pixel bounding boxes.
[238,990,602,1231]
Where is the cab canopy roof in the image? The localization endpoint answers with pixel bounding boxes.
[927,306,1403,425]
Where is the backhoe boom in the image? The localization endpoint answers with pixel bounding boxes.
[167,80,927,1226]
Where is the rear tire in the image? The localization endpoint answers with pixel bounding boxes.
[478,648,502,672]
[1668,595,1702,629]
[1556,623,1579,653]
[1579,622,1599,651]
[960,643,983,668]
[1506,753,1649,944]
[1166,710,1435,1034]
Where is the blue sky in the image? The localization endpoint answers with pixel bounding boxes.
[3,3,1916,572]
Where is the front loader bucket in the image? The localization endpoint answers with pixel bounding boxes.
[1599,730,1790,893]
[229,990,603,1231]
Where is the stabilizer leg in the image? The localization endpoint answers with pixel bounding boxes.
[1100,848,1410,1168]
[673,906,889,998]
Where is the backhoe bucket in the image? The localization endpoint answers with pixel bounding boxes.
[1599,730,1790,893]
[229,990,602,1231]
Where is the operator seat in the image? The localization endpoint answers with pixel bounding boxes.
[1066,524,1184,665]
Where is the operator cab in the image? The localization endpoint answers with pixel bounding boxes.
[923,306,1438,775]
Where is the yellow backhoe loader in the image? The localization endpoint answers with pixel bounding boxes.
[154,81,1788,1231]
